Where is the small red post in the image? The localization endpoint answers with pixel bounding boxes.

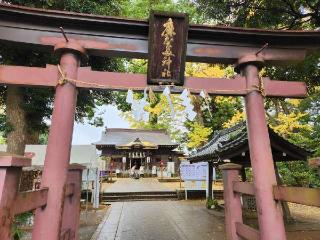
[0,154,31,240]
[239,55,286,240]
[219,163,243,240]
[61,164,85,240]
[32,42,86,240]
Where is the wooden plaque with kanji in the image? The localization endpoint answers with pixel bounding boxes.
[147,11,188,86]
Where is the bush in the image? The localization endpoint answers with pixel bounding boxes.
[206,198,219,209]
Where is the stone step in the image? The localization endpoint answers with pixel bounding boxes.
[103,191,176,196]
[102,191,178,202]
[104,199,177,202]
[102,195,178,202]
[103,194,177,199]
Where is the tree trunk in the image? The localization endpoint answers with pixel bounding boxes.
[192,96,204,125]
[6,86,28,155]
[28,130,40,144]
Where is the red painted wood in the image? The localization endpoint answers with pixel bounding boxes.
[219,163,243,240]
[244,64,286,240]
[12,188,48,215]
[0,153,31,167]
[189,44,307,64]
[77,67,146,89]
[77,68,249,94]
[61,165,85,240]
[0,168,21,240]
[264,78,307,98]
[0,154,30,240]
[235,222,259,240]
[185,75,247,95]
[0,65,307,98]
[2,4,319,63]
[64,183,75,197]
[1,24,308,63]
[233,182,255,196]
[273,186,320,207]
[32,52,80,240]
[0,65,58,87]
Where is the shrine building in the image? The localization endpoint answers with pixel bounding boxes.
[94,128,184,172]
[189,121,311,177]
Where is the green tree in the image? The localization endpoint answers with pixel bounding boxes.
[121,93,187,144]
[193,0,320,187]
[0,0,125,154]
[194,0,320,29]
[0,136,5,144]
[121,0,204,23]
[186,122,212,149]
[184,63,242,148]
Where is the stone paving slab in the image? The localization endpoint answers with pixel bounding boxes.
[91,201,225,240]
[103,178,173,193]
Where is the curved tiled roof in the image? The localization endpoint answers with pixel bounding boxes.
[116,138,158,150]
[93,128,177,148]
[188,122,311,163]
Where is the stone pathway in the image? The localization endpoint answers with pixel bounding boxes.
[92,201,225,240]
[102,178,174,193]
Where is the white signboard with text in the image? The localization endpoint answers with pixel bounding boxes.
[180,162,216,199]
[180,162,210,181]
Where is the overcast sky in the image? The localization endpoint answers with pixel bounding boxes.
[72,105,130,145]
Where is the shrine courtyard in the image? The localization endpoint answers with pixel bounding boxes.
[90,201,225,240]
[89,201,320,240]
[85,178,320,240]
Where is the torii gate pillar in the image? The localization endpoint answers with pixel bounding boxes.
[238,55,286,240]
[32,42,86,240]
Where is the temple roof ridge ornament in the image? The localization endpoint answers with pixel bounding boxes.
[116,137,159,150]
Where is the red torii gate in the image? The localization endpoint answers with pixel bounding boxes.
[0,4,320,240]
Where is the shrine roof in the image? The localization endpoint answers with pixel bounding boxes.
[93,128,178,149]
[116,138,159,150]
[188,122,312,164]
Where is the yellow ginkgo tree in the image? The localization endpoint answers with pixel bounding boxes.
[186,122,212,149]
[184,63,243,149]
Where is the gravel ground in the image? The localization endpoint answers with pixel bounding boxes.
[79,205,109,240]
[19,205,109,240]
[289,203,320,223]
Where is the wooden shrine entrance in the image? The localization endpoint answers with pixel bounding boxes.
[0,3,320,240]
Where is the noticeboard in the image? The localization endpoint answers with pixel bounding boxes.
[180,162,208,181]
[184,180,207,190]
[180,162,216,199]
